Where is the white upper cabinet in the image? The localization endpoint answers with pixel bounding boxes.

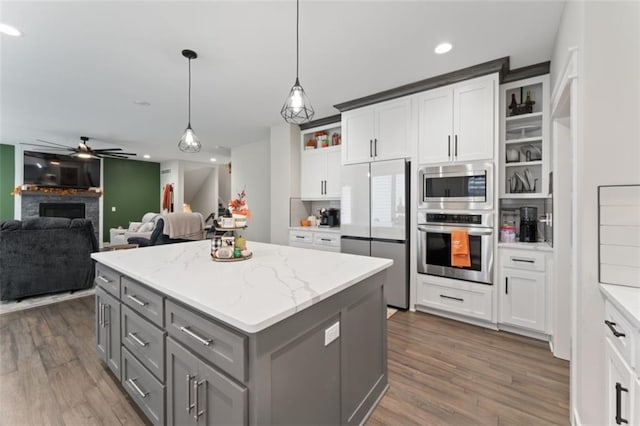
[454,77,495,162]
[418,73,497,165]
[342,97,411,165]
[417,87,454,164]
[300,124,342,200]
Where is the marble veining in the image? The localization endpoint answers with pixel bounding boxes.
[91,241,392,333]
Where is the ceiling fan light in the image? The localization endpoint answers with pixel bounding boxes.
[281,79,315,124]
[178,125,201,153]
[72,151,97,160]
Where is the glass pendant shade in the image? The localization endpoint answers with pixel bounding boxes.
[281,78,314,124]
[178,49,201,153]
[178,124,201,153]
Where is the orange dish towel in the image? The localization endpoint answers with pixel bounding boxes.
[451,229,471,268]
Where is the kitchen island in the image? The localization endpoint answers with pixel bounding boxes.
[91,240,392,425]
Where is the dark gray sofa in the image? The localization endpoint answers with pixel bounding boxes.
[0,217,98,301]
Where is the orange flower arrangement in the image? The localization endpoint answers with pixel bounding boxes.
[229,188,251,218]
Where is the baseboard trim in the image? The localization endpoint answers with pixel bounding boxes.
[0,288,95,315]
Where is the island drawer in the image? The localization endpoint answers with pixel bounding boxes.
[122,305,166,382]
[165,299,247,383]
[122,347,165,426]
[95,263,120,298]
[121,277,164,327]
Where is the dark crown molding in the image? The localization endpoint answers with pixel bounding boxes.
[502,61,551,84]
[334,57,510,112]
[298,114,342,130]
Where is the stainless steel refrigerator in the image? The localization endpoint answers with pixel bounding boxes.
[340,159,409,309]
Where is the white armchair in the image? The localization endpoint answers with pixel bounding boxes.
[109,212,160,245]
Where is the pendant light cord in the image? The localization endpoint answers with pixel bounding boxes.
[188,58,192,126]
[296,0,299,80]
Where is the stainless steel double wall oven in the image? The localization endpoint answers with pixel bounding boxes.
[418,162,494,285]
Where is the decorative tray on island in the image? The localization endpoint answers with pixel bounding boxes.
[211,251,253,262]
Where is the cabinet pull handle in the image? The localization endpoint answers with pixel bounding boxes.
[605,320,626,338]
[320,238,332,242]
[126,378,148,399]
[98,275,110,284]
[440,294,464,302]
[127,294,148,307]
[370,139,373,158]
[512,257,535,264]
[505,277,509,295]
[186,374,195,413]
[615,382,629,424]
[374,138,378,157]
[103,304,110,327]
[295,236,305,239]
[194,379,205,420]
[180,326,213,346]
[98,302,103,327]
[127,332,148,347]
[448,135,451,158]
[454,135,458,157]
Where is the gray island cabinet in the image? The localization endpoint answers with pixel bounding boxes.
[91,240,392,425]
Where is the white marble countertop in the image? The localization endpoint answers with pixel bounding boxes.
[600,284,640,329]
[497,242,553,252]
[92,241,391,333]
[289,226,341,234]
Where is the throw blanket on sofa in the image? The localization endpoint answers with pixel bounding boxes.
[162,212,204,240]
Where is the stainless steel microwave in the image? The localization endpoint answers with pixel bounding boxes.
[419,162,493,210]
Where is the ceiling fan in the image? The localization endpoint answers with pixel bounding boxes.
[22,136,137,159]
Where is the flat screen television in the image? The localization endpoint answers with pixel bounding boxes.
[23,151,101,189]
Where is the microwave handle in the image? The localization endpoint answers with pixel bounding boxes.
[417,225,493,236]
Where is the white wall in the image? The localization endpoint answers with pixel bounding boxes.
[269,123,300,245]
[160,160,183,213]
[231,140,271,243]
[218,163,231,207]
[189,167,218,218]
[551,1,640,424]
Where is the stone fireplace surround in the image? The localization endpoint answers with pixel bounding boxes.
[21,191,100,241]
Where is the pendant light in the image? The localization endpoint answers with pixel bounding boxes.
[280,0,314,124]
[178,49,201,153]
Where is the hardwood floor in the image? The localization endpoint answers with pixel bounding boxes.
[0,297,569,425]
[368,311,570,426]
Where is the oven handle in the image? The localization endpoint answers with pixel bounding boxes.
[417,225,493,236]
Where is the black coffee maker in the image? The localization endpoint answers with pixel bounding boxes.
[319,208,340,227]
[519,206,538,242]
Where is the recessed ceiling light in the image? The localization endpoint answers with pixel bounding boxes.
[134,100,151,107]
[434,42,453,54]
[0,23,22,37]
[143,154,150,159]
[210,158,217,162]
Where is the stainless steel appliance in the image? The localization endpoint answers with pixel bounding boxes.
[341,159,409,309]
[417,210,494,284]
[419,162,493,210]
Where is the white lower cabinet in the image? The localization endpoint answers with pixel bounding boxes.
[499,268,546,332]
[498,248,550,335]
[416,275,493,322]
[605,338,634,426]
[289,229,341,252]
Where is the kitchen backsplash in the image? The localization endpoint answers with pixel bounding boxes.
[289,198,340,227]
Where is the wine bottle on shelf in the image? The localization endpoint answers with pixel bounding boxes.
[525,90,533,106]
[509,93,517,111]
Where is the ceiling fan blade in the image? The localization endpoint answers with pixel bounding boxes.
[92,148,123,152]
[35,139,75,149]
[21,143,74,151]
[99,153,133,159]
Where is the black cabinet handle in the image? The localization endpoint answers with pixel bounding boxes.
[320,238,332,242]
[454,135,458,157]
[605,320,626,338]
[440,294,464,302]
[370,139,373,158]
[295,236,305,239]
[448,135,451,158]
[512,257,535,264]
[615,382,629,424]
[324,180,327,194]
[505,277,509,294]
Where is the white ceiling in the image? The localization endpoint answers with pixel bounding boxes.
[1,0,565,165]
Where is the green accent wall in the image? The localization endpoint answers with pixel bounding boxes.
[103,157,160,242]
[0,144,15,220]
